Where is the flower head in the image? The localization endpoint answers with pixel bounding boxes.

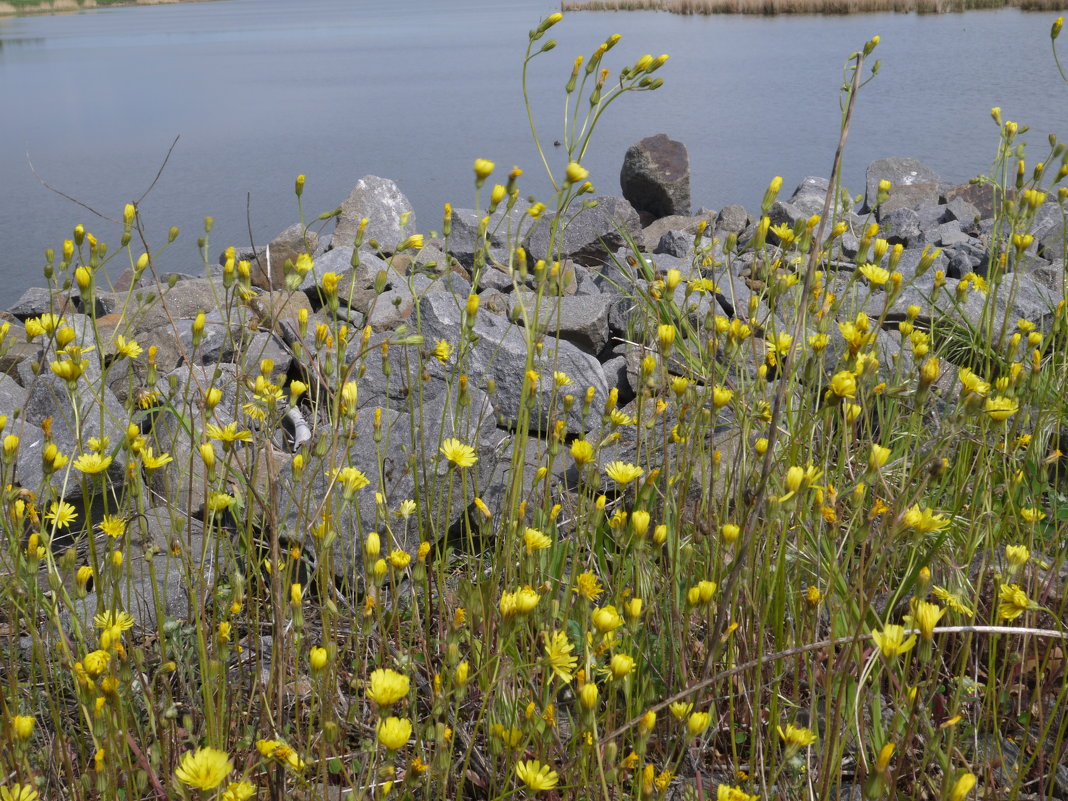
[367,668,410,707]
[174,747,233,791]
[74,452,112,475]
[376,716,412,750]
[515,759,559,793]
[45,501,77,529]
[998,584,1035,621]
[440,438,477,469]
[605,461,643,485]
[544,630,577,683]
[871,624,916,658]
[573,571,604,601]
[717,785,759,801]
[221,782,257,801]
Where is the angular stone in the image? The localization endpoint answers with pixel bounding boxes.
[654,230,695,258]
[507,292,613,355]
[865,157,941,211]
[879,207,921,246]
[419,292,608,435]
[248,223,318,290]
[525,196,641,266]
[877,183,941,217]
[640,213,710,252]
[331,175,416,253]
[715,205,750,235]
[620,133,691,219]
[943,196,981,227]
[942,182,1001,219]
[7,287,76,320]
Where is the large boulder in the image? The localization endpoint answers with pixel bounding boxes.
[525,196,641,266]
[331,176,416,253]
[620,134,691,219]
[865,157,940,214]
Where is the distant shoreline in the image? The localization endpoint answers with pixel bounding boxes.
[0,0,227,17]
[562,0,1063,14]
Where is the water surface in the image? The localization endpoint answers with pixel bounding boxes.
[0,0,1063,306]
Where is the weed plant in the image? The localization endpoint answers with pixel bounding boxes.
[1,12,1067,801]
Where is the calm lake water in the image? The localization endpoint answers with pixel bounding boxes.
[0,0,1064,306]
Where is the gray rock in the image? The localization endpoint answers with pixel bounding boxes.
[640,213,709,252]
[654,230,695,257]
[879,207,921,246]
[419,292,608,435]
[715,205,750,235]
[507,292,613,355]
[865,157,941,211]
[526,196,641,266]
[877,183,941,217]
[243,224,319,290]
[7,287,75,320]
[942,182,999,218]
[620,133,691,218]
[1038,221,1066,261]
[242,331,293,378]
[477,267,514,293]
[439,206,528,266]
[943,196,981,227]
[937,221,972,248]
[331,175,416,253]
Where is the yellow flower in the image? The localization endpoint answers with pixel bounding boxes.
[440,438,477,469]
[473,158,495,183]
[604,461,643,485]
[220,781,257,801]
[1020,507,1045,523]
[948,773,976,801]
[687,711,712,737]
[907,600,944,641]
[607,653,635,680]
[828,370,856,399]
[432,339,452,363]
[397,234,424,251]
[45,501,77,529]
[74,452,112,475]
[93,610,134,631]
[859,262,890,286]
[565,162,590,184]
[388,549,411,569]
[335,466,370,496]
[1005,544,1029,567]
[717,785,759,801]
[932,586,975,618]
[871,624,916,658]
[516,759,559,793]
[570,439,595,465]
[998,584,1035,621]
[10,715,34,741]
[309,646,328,672]
[901,504,950,533]
[869,444,890,471]
[985,395,1018,422]
[573,571,604,601]
[777,722,818,751]
[367,668,410,706]
[544,630,577,682]
[376,716,412,750]
[113,335,142,359]
[140,448,173,470]
[174,747,232,791]
[206,422,253,444]
[711,386,733,408]
[207,492,236,513]
[98,514,126,538]
[591,605,623,634]
[0,785,39,801]
[523,527,552,554]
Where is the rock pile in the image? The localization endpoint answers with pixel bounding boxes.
[4,146,1063,632]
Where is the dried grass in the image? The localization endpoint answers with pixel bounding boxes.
[561,0,1064,15]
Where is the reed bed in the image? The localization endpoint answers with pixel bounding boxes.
[562,0,1064,16]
